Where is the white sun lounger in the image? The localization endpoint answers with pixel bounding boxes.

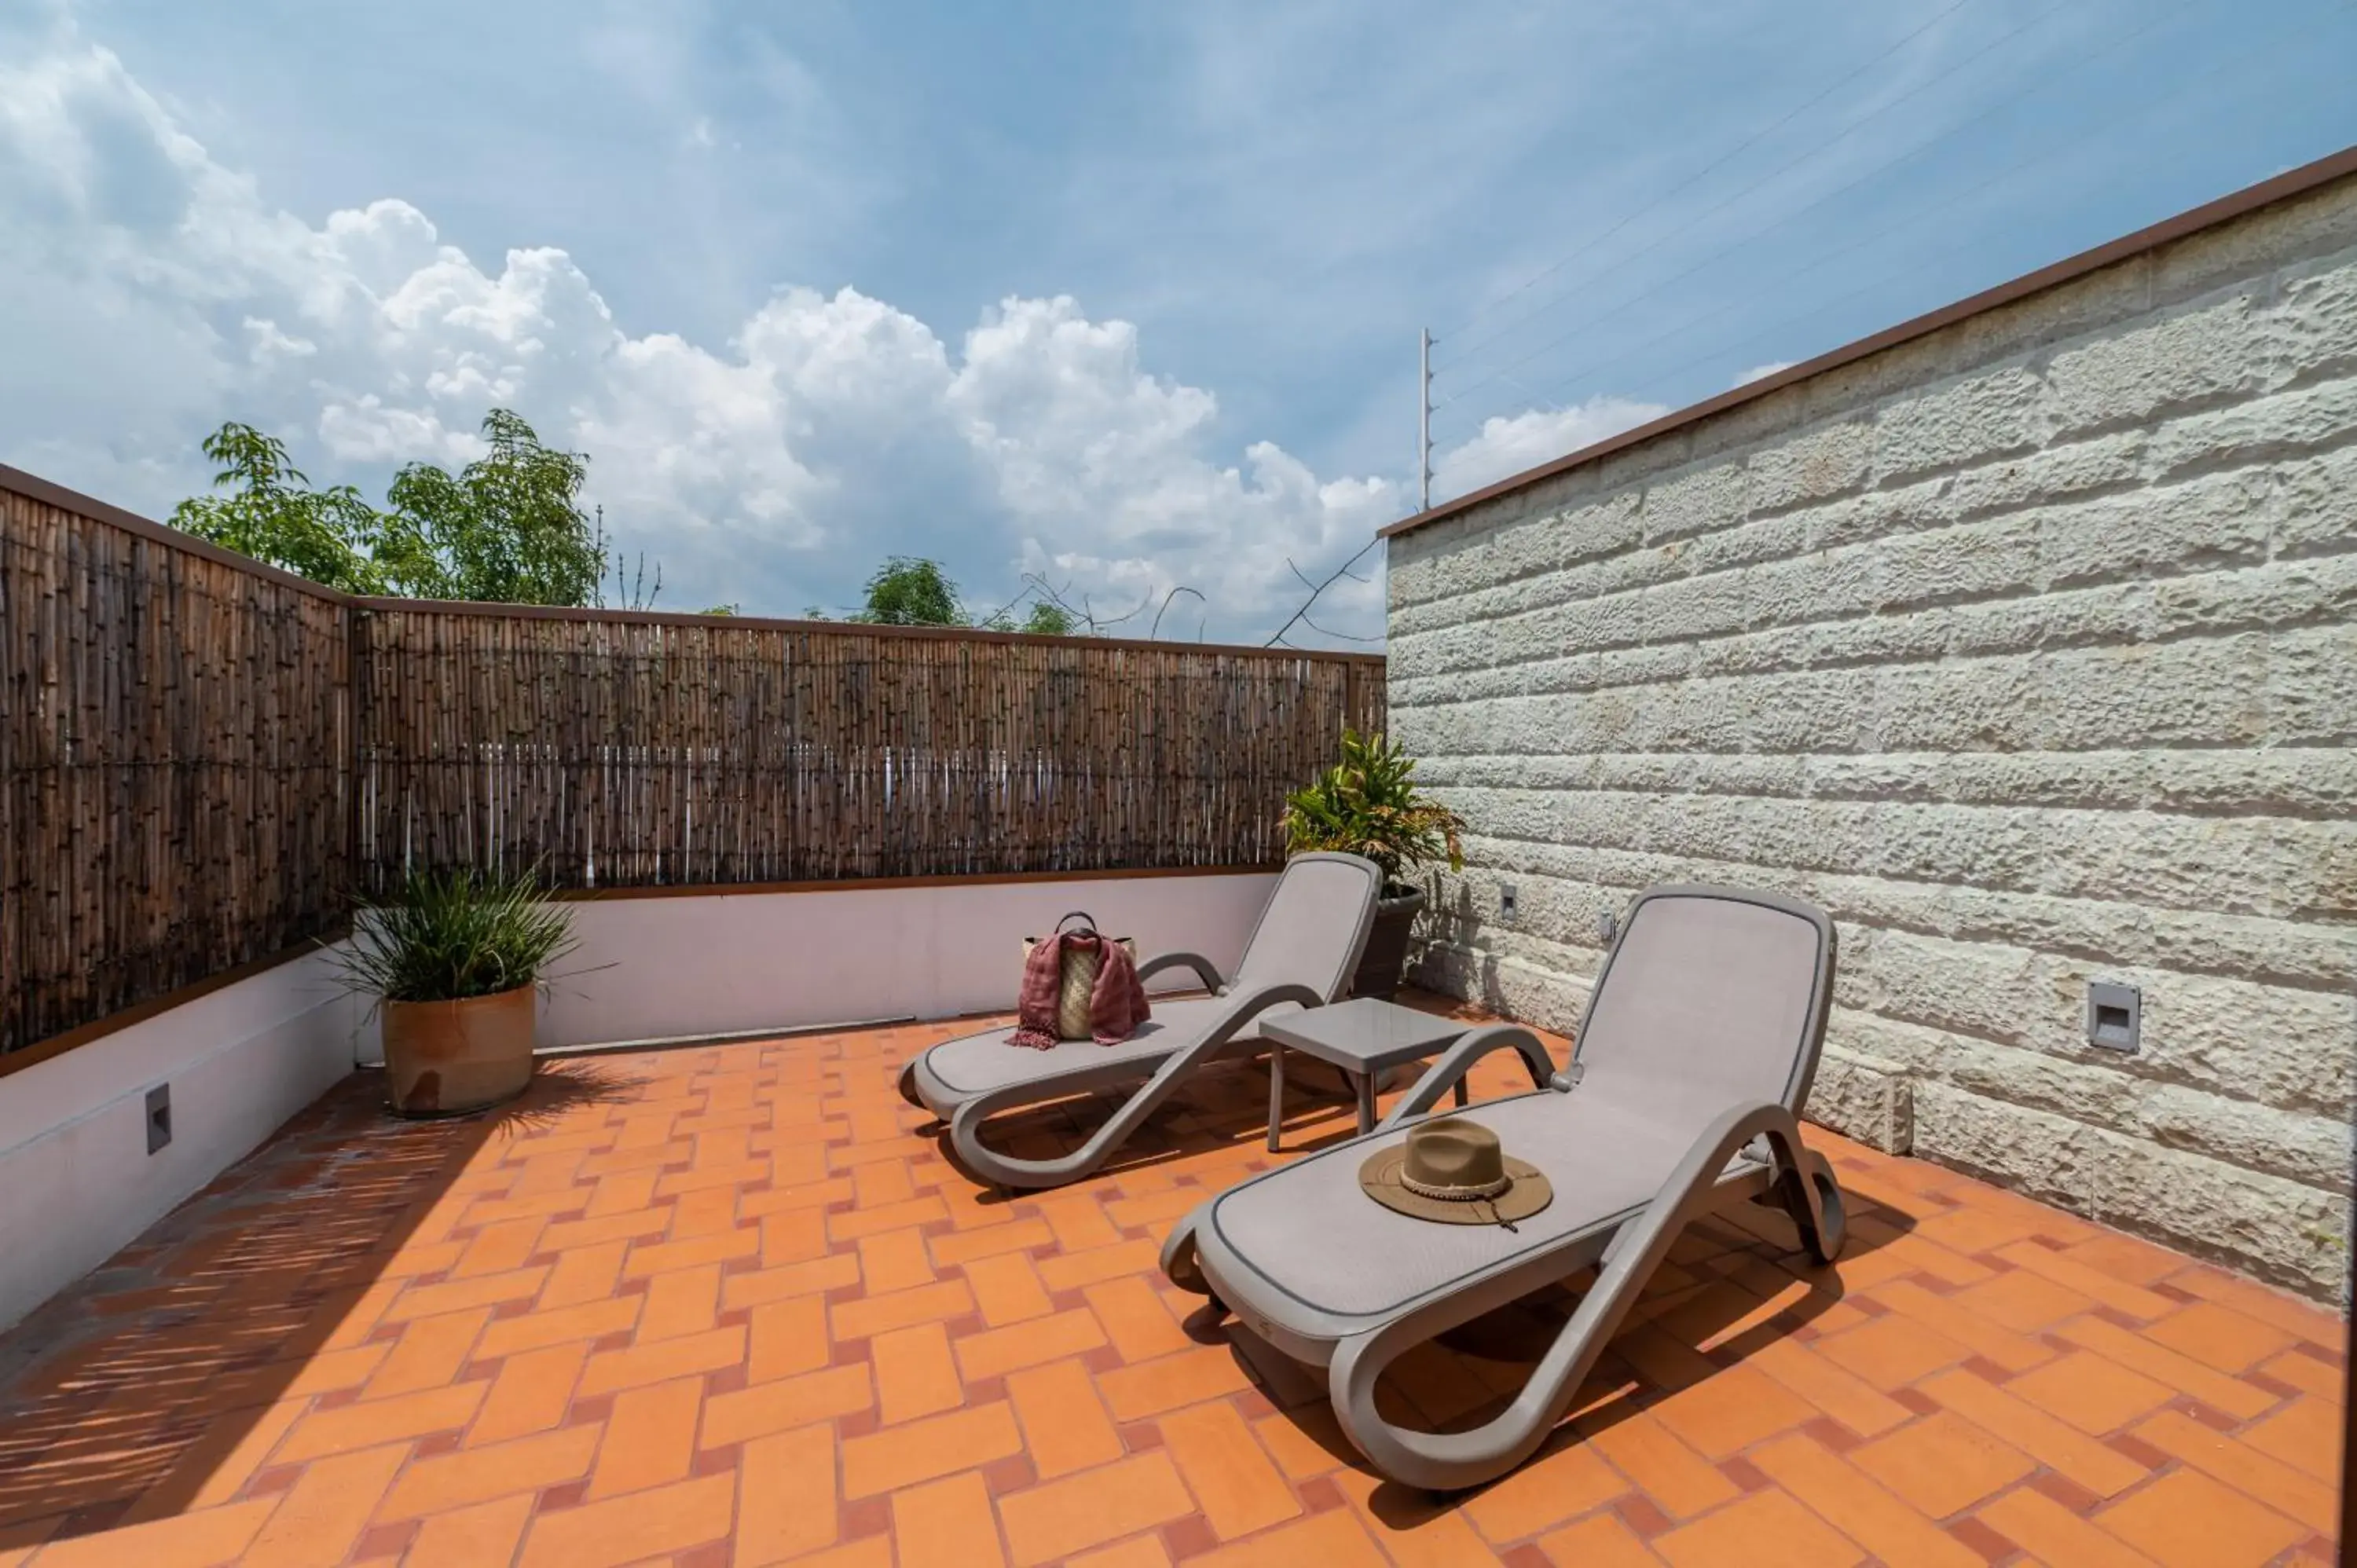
[897,852,1381,1189]
[1160,884,1848,1490]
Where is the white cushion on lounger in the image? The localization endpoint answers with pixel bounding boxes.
[1203,1086,1695,1320]
[920,997,1300,1097]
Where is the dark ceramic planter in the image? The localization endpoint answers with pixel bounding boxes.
[1350,889,1426,1000]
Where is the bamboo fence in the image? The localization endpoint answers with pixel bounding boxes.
[2,476,351,1057]
[352,606,1383,889]
[2,467,1385,1054]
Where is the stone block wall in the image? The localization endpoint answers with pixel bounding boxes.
[1387,171,2357,1297]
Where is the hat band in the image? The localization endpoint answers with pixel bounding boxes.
[1396,1169,1512,1202]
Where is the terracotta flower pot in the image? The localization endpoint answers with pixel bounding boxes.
[380,982,538,1117]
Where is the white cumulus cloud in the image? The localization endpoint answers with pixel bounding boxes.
[1430,397,1669,502]
[0,9,1657,643]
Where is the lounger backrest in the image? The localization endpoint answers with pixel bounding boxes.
[1232,852,1382,1001]
[1571,886,1835,1128]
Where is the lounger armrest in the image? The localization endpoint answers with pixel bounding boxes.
[1380,1024,1560,1130]
[1216,980,1324,1020]
[944,980,1321,1190]
[1136,951,1226,994]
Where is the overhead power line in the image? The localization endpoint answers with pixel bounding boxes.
[1431,0,1982,352]
[1417,2,2306,499]
[1428,0,2205,433]
[1431,0,2091,392]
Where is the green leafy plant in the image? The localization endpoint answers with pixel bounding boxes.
[335,867,577,1004]
[1281,728,1466,896]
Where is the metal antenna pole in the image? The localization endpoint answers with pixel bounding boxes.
[1418,328,1432,513]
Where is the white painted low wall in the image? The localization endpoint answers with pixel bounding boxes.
[0,870,1280,1331]
[0,949,367,1333]
[533,870,1283,1050]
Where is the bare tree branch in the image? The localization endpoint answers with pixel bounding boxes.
[1264,537,1381,649]
[1300,614,1382,643]
[1085,587,1151,631]
[972,582,1037,628]
[1151,585,1205,640]
[981,573,1209,641]
[1021,573,1154,636]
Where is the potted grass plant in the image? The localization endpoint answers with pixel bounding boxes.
[1281,727,1466,999]
[336,866,577,1117]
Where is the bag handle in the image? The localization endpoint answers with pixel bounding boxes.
[1054,910,1099,936]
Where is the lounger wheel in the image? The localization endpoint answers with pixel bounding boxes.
[1773,1152,1846,1266]
[1160,1225,1227,1321]
[1798,1163,1846,1264]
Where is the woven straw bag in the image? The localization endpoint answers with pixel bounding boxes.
[1022,912,1137,1041]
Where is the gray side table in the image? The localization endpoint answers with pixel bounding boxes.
[1260,998,1473,1150]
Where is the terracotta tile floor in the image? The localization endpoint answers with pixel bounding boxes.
[0,998,2344,1566]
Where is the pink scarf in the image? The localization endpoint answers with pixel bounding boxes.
[1009,932,1150,1049]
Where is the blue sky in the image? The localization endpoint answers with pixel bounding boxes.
[3,0,2352,641]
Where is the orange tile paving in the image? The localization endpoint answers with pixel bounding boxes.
[0,995,2342,1566]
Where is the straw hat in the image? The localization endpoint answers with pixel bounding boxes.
[1358,1116,1552,1225]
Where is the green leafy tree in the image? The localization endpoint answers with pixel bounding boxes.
[1017,601,1074,636]
[852,556,966,625]
[811,561,1089,635]
[383,410,604,605]
[975,598,1074,635]
[173,411,621,607]
[170,423,398,594]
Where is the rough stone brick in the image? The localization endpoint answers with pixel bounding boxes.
[1639,569,1748,643]
[2133,1086,2355,1193]
[2039,470,2273,590]
[1940,581,2150,661]
[1918,1079,2351,1296]
[1912,1080,2102,1221]
[1639,464,1747,542]
[2152,180,2357,305]
[1807,1046,1915,1154]
[1683,511,1809,577]
[1946,430,2146,520]
[2044,296,2274,438]
[1873,365,2045,482]
[2268,623,2357,745]
[2276,444,2357,559]
[1875,515,2042,612]
[1743,548,1879,631]
[2275,255,2357,379]
[1748,420,1874,514]
[2147,377,2357,480]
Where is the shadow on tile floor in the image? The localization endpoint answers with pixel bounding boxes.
[0,1063,639,1547]
[1229,1191,1914,1514]
[922,1038,1926,1530]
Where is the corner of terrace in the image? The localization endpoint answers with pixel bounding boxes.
[3,150,2354,1568]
